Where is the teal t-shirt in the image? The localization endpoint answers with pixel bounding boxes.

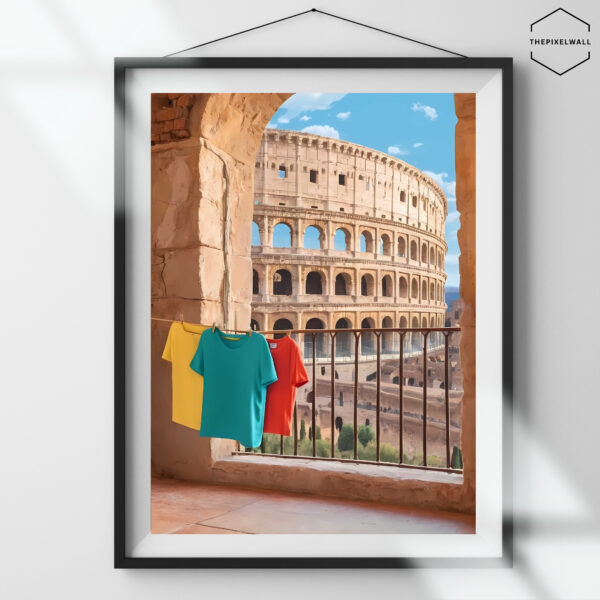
[190,328,277,448]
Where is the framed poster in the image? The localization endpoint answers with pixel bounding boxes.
[115,57,512,567]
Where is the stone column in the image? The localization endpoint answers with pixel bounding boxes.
[295,137,301,199]
[454,93,476,513]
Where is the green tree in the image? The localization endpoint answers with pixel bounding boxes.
[451,446,463,469]
[337,423,354,451]
[357,425,375,447]
[300,419,306,440]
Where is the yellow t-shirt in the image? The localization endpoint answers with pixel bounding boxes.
[161,322,208,430]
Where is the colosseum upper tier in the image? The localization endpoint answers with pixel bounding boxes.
[250,129,448,336]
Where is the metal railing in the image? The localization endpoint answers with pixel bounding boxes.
[235,327,462,473]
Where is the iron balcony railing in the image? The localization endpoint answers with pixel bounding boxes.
[236,326,463,473]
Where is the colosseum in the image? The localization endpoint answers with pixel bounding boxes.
[250,128,448,357]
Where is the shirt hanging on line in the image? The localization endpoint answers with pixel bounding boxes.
[263,335,309,436]
[161,321,208,430]
[190,328,278,448]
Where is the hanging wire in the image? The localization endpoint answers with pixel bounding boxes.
[165,8,467,59]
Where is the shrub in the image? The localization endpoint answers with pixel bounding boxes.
[380,443,399,463]
[316,439,331,457]
[357,425,375,447]
[337,424,354,451]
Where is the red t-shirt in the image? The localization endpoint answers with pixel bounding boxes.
[263,336,309,436]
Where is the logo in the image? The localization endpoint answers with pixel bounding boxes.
[530,8,591,75]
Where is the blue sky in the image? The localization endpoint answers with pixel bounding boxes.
[258,93,460,287]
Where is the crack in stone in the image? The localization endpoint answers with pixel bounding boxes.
[199,137,233,329]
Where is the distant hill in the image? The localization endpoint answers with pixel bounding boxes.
[445,287,460,308]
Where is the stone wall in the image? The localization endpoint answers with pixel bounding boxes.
[151,94,193,145]
[252,129,448,334]
[454,93,476,512]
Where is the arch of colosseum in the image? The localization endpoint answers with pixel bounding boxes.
[250,129,448,339]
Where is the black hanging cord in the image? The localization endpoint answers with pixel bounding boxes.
[165,8,468,59]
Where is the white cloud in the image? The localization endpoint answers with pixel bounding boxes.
[277,116,289,124]
[446,211,460,223]
[275,93,346,121]
[336,111,351,120]
[301,124,340,139]
[445,253,459,264]
[299,115,311,121]
[387,145,410,156]
[413,142,424,148]
[423,171,456,197]
[412,102,438,121]
[266,123,278,129]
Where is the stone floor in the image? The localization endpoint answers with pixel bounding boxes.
[151,477,475,534]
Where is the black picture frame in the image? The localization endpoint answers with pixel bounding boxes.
[115,56,513,568]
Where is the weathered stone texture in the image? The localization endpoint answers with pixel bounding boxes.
[454,93,476,513]
[251,129,449,332]
[151,93,292,482]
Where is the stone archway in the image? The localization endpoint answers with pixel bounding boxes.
[151,93,291,481]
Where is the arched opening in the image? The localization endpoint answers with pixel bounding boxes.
[422,316,428,328]
[430,247,435,265]
[381,274,393,297]
[412,316,419,328]
[360,273,374,296]
[360,317,375,356]
[430,282,435,302]
[250,318,260,331]
[335,317,352,357]
[278,164,287,178]
[382,316,394,353]
[305,317,325,358]
[379,234,391,255]
[273,317,293,339]
[422,280,428,301]
[400,190,406,203]
[399,316,408,328]
[304,225,323,249]
[334,228,351,251]
[252,269,259,294]
[272,222,292,248]
[399,276,408,298]
[397,236,406,257]
[360,230,374,253]
[306,271,323,295]
[273,269,292,295]
[411,278,419,299]
[335,273,350,295]
[421,242,428,263]
[410,240,418,260]
[251,221,261,246]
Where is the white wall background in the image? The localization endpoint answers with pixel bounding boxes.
[1,1,599,598]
